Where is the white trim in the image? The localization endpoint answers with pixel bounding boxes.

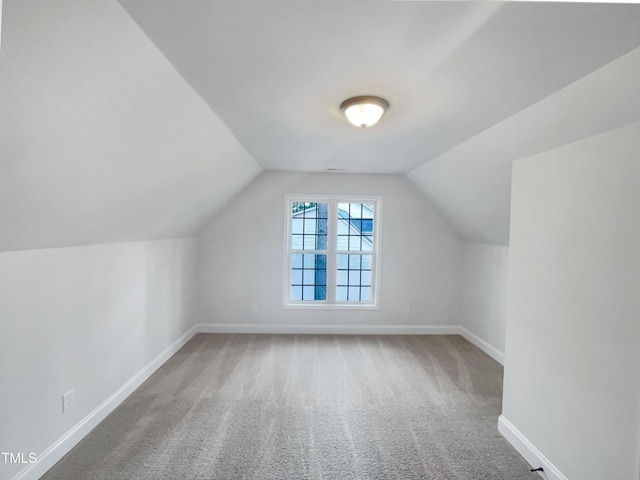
[11,325,199,480]
[195,324,506,364]
[458,327,504,365]
[284,195,382,308]
[196,322,460,335]
[498,415,568,480]
[15,323,506,480]
[282,302,380,311]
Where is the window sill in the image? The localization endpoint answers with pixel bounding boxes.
[283,302,379,310]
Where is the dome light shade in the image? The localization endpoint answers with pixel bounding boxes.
[340,96,389,128]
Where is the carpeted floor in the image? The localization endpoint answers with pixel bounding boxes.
[41,334,536,479]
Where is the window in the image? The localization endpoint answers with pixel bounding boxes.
[284,195,380,308]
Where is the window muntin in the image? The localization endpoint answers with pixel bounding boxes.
[290,202,328,302]
[285,197,380,308]
[290,253,326,301]
[336,254,372,302]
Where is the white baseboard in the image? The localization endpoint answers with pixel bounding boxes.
[498,415,568,480]
[458,327,504,365]
[195,324,506,366]
[14,323,505,480]
[11,325,199,480]
[195,322,461,335]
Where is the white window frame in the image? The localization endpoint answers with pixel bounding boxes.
[283,194,381,309]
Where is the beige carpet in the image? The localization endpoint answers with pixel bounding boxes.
[41,334,535,479]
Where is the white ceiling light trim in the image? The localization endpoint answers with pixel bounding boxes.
[340,96,389,128]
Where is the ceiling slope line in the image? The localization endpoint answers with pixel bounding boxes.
[407,45,640,245]
[0,0,262,252]
[111,0,263,171]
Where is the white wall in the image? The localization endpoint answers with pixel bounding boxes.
[501,122,640,480]
[461,243,508,357]
[0,238,197,480]
[197,172,464,328]
[0,0,261,252]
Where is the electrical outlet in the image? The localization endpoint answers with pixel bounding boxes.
[62,389,74,413]
[252,305,259,314]
[404,306,411,315]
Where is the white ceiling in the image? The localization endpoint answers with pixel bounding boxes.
[2,1,640,251]
[114,0,640,245]
[117,0,640,174]
[409,46,640,244]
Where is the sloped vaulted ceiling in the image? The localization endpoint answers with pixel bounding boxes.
[0,0,262,252]
[116,0,640,245]
[408,46,640,245]
[2,1,640,249]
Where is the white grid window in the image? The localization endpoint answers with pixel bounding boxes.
[284,196,381,308]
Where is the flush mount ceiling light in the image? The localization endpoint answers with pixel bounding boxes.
[340,96,389,128]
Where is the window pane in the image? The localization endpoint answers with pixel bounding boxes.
[349,203,363,218]
[290,199,376,306]
[362,235,373,251]
[292,218,303,234]
[361,287,371,301]
[303,254,316,268]
[335,254,372,303]
[303,218,316,234]
[335,203,374,253]
[337,235,348,250]
[303,235,316,250]
[302,205,313,218]
[337,218,350,234]
[292,253,326,301]
[316,204,328,219]
[315,267,327,285]
[291,234,303,250]
[291,202,306,214]
[348,286,360,301]
[302,286,315,300]
[291,286,302,301]
[315,285,327,301]
[303,269,315,284]
[316,234,327,250]
[336,286,347,301]
[292,202,329,256]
